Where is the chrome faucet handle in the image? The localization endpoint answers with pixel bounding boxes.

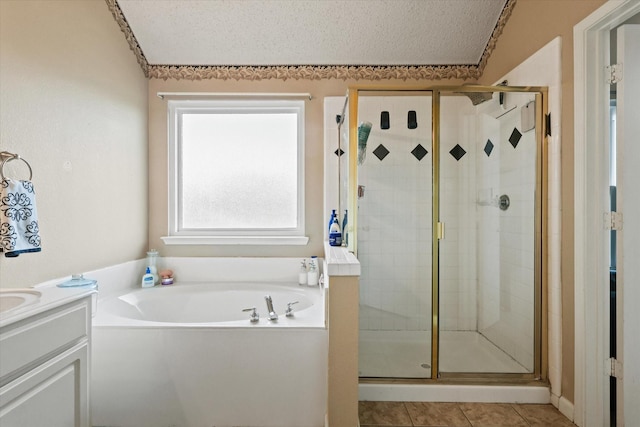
[242,307,259,322]
[285,301,299,317]
[264,295,278,321]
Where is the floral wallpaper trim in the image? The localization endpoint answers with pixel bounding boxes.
[147,64,482,81]
[477,0,517,73]
[105,0,149,77]
[107,0,515,81]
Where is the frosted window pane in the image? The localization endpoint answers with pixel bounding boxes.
[180,113,298,229]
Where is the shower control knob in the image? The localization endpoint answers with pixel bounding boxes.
[499,194,510,211]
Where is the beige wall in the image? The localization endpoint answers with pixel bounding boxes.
[479,0,607,404]
[327,275,359,426]
[148,78,466,258]
[0,0,148,288]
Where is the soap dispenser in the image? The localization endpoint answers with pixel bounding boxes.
[141,267,155,288]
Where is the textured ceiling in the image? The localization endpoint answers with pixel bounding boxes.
[116,0,509,67]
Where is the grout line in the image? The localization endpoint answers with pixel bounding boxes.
[402,402,415,427]
[458,402,475,427]
[511,403,533,426]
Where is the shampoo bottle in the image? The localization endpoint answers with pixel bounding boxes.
[328,209,336,236]
[329,216,342,246]
[141,267,155,288]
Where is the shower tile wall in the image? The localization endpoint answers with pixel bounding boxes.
[357,96,432,332]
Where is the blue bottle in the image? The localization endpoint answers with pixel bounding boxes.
[328,209,336,235]
[329,216,342,246]
[342,210,348,246]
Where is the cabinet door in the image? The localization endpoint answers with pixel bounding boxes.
[0,342,89,427]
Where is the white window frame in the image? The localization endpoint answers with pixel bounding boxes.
[162,99,308,245]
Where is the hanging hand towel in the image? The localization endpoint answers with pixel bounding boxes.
[0,178,41,257]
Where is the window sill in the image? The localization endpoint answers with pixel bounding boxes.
[161,236,310,246]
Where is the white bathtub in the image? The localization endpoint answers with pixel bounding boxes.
[95,281,324,327]
[92,280,327,427]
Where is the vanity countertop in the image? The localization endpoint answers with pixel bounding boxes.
[0,285,95,329]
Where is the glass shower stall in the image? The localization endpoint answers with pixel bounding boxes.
[340,86,547,381]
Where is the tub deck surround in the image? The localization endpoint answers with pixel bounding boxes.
[324,242,361,277]
[159,256,320,283]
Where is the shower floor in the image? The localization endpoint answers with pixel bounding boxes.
[359,330,529,378]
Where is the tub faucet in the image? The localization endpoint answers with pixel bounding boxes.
[285,301,299,317]
[242,307,259,322]
[264,295,278,321]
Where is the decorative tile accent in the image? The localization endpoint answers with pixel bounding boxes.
[509,128,522,148]
[450,144,467,161]
[381,111,390,130]
[411,144,428,161]
[334,148,345,157]
[373,144,390,161]
[484,139,494,157]
[407,110,418,129]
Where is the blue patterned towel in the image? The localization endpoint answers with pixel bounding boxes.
[0,178,41,257]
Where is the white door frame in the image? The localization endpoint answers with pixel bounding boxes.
[574,1,640,426]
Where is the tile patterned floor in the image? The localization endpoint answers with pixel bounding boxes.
[359,401,577,427]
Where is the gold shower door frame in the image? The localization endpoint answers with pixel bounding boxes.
[349,85,548,382]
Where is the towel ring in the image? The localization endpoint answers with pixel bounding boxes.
[0,153,33,181]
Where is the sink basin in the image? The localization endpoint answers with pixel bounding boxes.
[0,289,42,314]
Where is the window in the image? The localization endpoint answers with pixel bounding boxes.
[163,99,307,245]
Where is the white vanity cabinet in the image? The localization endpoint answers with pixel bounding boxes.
[0,295,92,427]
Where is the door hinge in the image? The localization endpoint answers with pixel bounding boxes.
[605,212,623,230]
[606,64,623,84]
[437,222,445,240]
[605,357,623,379]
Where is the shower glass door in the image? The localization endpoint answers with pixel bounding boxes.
[437,89,542,375]
[356,92,433,378]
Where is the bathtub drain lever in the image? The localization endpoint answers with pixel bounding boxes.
[242,307,260,322]
[285,301,299,317]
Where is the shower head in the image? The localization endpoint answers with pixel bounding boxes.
[461,91,493,106]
